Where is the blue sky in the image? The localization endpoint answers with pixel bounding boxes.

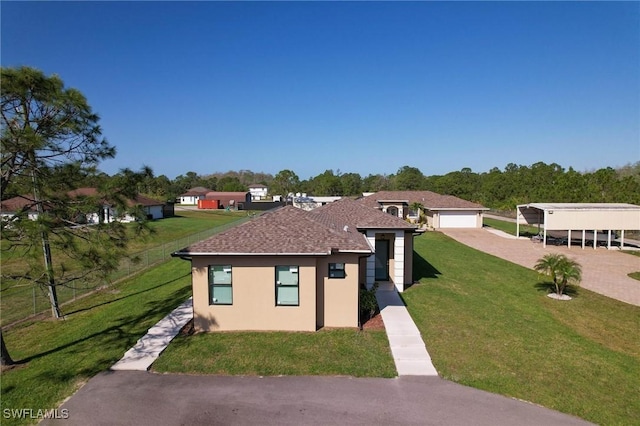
[2,1,638,180]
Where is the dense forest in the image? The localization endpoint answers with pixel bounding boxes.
[3,161,639,212]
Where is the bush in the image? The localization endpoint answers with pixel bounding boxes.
[360,282,379,322]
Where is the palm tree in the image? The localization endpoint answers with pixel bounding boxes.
[534,253,582,297]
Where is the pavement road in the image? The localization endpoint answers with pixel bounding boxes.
[42,371,591,426]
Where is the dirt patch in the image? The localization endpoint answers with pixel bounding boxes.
[362,312,385,330]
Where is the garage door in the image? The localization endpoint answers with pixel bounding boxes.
[439,211,478,228]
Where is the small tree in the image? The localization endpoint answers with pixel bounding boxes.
[534,253,582,297]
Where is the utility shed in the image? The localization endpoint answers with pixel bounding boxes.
[516,203,640,249]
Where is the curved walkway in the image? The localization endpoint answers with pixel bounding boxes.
[442,228,640,306]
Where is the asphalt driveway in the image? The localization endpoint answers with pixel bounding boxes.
[41,371,591,425]
[442,228,640,306]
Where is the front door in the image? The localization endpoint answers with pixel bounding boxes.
[375,239,389,281]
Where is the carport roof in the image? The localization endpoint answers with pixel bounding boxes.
[520,203,640,211]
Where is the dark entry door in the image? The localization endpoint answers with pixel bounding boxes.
[375,240,389,281]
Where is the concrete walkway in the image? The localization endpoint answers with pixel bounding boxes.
[111,297,193,371]
[375,282,438,376]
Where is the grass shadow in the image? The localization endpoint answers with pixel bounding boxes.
[17,285,192,366]
[63,273,191,317]
[534,281,580,298]
[413,251,441,281]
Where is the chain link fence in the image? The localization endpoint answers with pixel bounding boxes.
[1,217,251,327]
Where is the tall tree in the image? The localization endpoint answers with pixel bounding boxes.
[0,66,147,365]
[392,166,425,190]
[271,169,300,200]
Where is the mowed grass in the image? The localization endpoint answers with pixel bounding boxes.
[403,232,640,425]
[153,329,395,378]
[483,217,539,236]
[0,209,246,326]
[1,259,192,426]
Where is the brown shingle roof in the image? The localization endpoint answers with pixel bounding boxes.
[180,187,212,197]
[358,191,487,210]
[309,197,416,231]
[177,205,372,256]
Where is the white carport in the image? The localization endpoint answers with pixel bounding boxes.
[516,203,640,249]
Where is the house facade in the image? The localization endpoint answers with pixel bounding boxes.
[173,198,416,332]
[359,191,488,229]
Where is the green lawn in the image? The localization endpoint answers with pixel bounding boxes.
[0,210,247,326]
[153,329,395,377]
[1,259,193,426]
[403,231,640,425]
[483,217,539,236]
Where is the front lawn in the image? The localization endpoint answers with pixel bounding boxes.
[153,329,395,377]
[403,231,640,425]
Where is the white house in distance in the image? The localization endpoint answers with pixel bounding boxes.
[0,188,165,224]
[248,184,268,201]
[178,187,211,205]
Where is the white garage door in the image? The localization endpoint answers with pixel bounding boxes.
[439,211,478,228]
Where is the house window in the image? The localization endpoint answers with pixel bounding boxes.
[276,265,299,306]
[329,263,346,279]
[209,265,232,305]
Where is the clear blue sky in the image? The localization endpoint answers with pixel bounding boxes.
[2,1,639,180]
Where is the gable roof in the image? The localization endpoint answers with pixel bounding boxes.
[175,205,372,256]
[180,187,212,197]
[309,197,416,231]
[359,190,488,211]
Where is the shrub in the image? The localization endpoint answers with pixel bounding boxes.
[360,282,379,323]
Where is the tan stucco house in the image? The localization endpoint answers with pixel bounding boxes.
[173,198,416,332]
[358,190,488,229]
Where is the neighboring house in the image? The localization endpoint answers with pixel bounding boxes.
[0,196,41,221]
[292,194,342,211]
[359,191,488,229]
[248,184,268,201]
[0,188,165,224]
[202,192,251,210]
[178,187,212,205]
[172,198,417,332]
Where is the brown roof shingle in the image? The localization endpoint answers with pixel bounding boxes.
[177,205,373,256]
[358,191,487,210]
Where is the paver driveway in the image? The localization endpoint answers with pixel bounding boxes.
[441,228,640,306]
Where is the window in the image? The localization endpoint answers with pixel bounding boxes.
[276,265,299,306]
[209,265,232,305]
[329,263,346,279]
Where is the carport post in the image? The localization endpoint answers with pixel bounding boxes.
[607,230,612,250]
[542,210,547,248]
[582,230,586,250]
[567,230,571,249]
[621,230,625,249]
[593,230,597,249]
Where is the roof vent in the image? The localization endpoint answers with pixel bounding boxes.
[343,225,349,232]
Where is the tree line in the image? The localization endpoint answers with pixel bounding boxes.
[67,162,638,211]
